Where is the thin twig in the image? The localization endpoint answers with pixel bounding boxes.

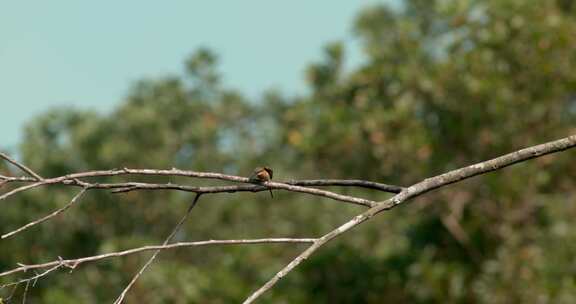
[0,264,62,289]
[113,194,202,304]
[0,152,43,181]
[103,181,376,207]
[21,280,30,304]
[286,179,403,193]
[1,188,89,239]
[5,282,20,301]
[0,238,317,279]
[242,134,576,303]
[0,175,38,183]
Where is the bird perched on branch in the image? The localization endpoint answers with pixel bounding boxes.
[249,166,274,198]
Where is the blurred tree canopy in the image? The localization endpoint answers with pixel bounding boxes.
[2,0,576,303]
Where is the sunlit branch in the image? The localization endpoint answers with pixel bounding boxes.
[113,194,202,303]
[242,134,576,303]
[0,238,317,279]
[0,152,43,181]
[0,167,396,207]
[1,188,88,239]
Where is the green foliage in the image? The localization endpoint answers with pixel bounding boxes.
[2,0,576,302]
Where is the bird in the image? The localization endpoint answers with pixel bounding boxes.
[249,166,274,198]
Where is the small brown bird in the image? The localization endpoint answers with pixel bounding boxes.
[249,166,274,198]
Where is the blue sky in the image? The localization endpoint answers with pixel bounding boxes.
[1,1,392,150]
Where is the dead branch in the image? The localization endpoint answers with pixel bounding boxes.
[1,188,88,239]
[0,169,398,206]
[242,134,576,303]
[1,135,574,303]
[0,238,317,278]
[0,152,43,181]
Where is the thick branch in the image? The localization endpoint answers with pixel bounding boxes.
[243,134,576,303]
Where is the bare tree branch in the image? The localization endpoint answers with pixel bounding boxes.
[0,238,316,279]
[2,135,574,303]
[0,169,248,202]
[0,175,36,183]
[107,181,376,207]
[0,264,62,290]
[4,280,20,302]
[0,152,43,181]
[242,134,576,303]
[0,169,379,254]
[0,171,401,194]
[0,179,375,207]
[113,193,203,303]
[286,179,403,193]
[0,168,394,206]
[1,188,88,239]
[22,280,30,304]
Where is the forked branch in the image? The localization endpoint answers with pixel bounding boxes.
[242,134,576,303]
[1,135,574,303]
